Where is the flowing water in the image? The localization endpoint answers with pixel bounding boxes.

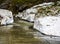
[0,19,46,44]
[0,19,60,44]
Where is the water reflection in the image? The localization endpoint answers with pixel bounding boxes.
[1,20,60,44]
[0,24,44,44]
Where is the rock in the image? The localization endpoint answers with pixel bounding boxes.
[34,16,60,36]
[0,9,14,25]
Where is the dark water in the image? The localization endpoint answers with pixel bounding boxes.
[0,20,60,44]
[0,20,47,44]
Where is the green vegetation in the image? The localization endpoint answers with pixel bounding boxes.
[9,0,44,14]
[36,3,60,17]
[0,0,59,14]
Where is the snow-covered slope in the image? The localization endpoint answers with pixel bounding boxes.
[0,9,14,25]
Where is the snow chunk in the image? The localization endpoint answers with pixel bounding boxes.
[0,9,14,25]
[34,16,60,36]
[26,8,37,14]
[17,8,37,22]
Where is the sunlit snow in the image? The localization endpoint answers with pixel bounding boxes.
[34,16,60,36]
[0,9,14,25]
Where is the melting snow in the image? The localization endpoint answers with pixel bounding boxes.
[0,9,14,25]
[16,2,60,36]
[34,16,60,36]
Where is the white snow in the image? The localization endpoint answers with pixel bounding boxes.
[33,2,54,8]
[17,8,37,22]
[0,9,14,25]
[16,2,60,36]
[34,16,60,36]
[26,8,37,14]
[16,2,54,22]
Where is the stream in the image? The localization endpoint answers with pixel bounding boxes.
[0,19,60,44]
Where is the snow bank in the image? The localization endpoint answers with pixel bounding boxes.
[0,9,14,25]
[16,2,60,36]
[16,8,37,22]
[16,2,54,22]
[33,2,54,8]
[34,16,60,36]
